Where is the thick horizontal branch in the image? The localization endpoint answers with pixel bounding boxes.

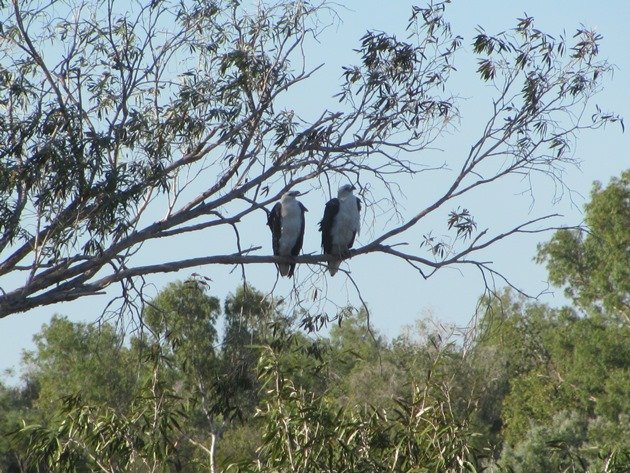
[0,245,380,318]
[0,211,568,318]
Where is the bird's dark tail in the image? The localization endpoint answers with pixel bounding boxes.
[327,259,340,276]
[277,263,294,277]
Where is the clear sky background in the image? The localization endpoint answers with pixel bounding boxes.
[1,1,628,383]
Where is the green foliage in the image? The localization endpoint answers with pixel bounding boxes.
[329,308,385,361]
[215,423,262,470]
[0,381,35,471]
[13,369,186,472]
[143,279,221,388]
[224,283,285,348]
[5,281,496,472]
[482,170,630,471]
[498,411,589,473]
[23,315,141,410]
[234,346,485,473]
[476,289,630,471]
[220,283,289,421]
[6,281,225,472]
[4,284,630,472]
[537,170,630,320]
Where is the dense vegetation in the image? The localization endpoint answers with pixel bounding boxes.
[1,171,628,471]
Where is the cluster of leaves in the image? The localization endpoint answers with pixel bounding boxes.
[15,378,185,472]
[243,346,482,472]
[537,170,629,321]
[473,290,630,472]
[337,0,459,139]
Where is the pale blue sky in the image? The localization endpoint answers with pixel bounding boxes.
[1,1,628,383]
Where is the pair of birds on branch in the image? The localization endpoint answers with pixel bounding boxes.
[267,184,361,277]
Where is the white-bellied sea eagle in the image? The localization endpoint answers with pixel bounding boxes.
[267,190,307,277]
[319,184,361,276]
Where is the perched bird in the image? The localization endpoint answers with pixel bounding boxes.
[319,184,361,276]
[267,190,307,277]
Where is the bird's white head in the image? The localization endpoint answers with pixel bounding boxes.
[280,191,302,202]
[283,190,302,200]
[337,184,356,198]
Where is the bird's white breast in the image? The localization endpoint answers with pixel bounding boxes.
[279,199,302,255]
[331,197,360,250]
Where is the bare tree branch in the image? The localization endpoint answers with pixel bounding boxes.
[0,0,622,319]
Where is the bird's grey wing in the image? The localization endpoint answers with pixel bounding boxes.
[268,202,282,255]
